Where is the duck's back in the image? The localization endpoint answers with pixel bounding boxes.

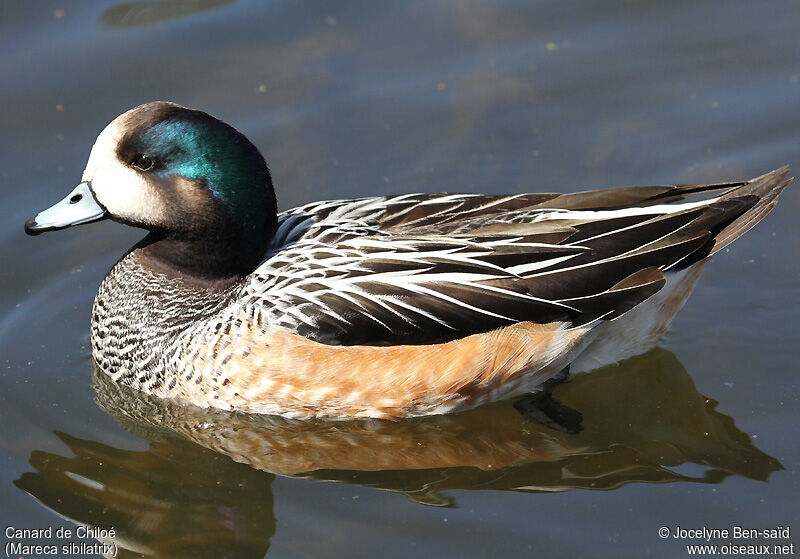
[245,168,789,347]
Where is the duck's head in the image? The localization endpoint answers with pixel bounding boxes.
[25,101,278,279]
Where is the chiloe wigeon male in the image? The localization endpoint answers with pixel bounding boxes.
[25,102,792,421]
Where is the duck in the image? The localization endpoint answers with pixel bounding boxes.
[24,101,792,421]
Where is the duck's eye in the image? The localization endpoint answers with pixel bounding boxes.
[132,154,154,171]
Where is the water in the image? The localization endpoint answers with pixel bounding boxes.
[1,1,799,557]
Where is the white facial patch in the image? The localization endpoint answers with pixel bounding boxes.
[81,112,166,225]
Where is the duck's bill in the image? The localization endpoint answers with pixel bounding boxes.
[24,182,108,236]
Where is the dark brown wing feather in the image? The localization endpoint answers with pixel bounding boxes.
[256,167,791,345]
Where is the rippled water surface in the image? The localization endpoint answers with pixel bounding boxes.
[1,1,799,557]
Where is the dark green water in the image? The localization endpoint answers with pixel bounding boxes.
[1,1,798,557]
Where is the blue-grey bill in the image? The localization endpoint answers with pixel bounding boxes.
[25,182,108,235]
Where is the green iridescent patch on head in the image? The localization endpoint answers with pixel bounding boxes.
[139,115,272,259]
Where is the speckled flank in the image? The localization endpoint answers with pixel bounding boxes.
[167,319,594,420]
[92,252,594,419]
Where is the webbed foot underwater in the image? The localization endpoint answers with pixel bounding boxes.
[25,101,793,420]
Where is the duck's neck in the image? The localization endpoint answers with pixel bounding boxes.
[135,232,249,290]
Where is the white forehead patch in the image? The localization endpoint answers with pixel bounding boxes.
[81,111,166,225]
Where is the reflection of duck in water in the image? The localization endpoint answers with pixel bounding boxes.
[100,0,235,29]
[17,430,275,558]
[15,350,782,555]
[24,102,792,419]
[90,349,781,486]
[16,350,782,557]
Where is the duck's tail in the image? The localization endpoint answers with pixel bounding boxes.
[646,166,793,271]
[705,166,792,255]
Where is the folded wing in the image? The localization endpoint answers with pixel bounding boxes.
[248,167,790,345]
